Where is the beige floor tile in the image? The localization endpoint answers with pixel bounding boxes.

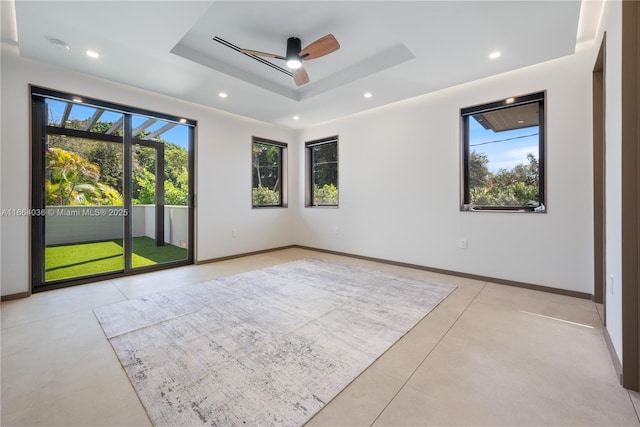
[307,280,486,426]
[2,249,637,427]
[306,362,406,427]
[1,279,126,329]
[369,280,486,377]
[595,302,605,325]
[628,391,640,422]
[374,285,637,426]
[111,265,209,299]
[479,282,603,329]
[1,309,150,426]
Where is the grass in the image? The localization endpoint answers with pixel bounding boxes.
[45,236,188,281]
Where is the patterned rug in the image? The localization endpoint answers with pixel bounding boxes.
[94,259,456,426]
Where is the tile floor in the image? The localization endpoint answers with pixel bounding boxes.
[2,247,639,426]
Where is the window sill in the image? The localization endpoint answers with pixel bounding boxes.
[461,204,546,213]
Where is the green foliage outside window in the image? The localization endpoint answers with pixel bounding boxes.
[252,141,283,207]
[47,117,190,207]
[131,143,189,206]
[309,141,338,206]
[469,151,540,207]
[313,183,338,205]
[45,147,123,206]
[131,168,189,206]
[252,186,280,206]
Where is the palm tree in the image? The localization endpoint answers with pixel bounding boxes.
[45,147,101,205]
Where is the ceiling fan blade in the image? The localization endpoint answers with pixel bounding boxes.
[299,34,340,60]
[240,49,285,60]
[293,67,309,86]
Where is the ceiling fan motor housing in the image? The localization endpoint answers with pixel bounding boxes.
[286,37,303,68]
[236,34,339,85]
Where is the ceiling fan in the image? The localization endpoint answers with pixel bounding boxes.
[240,34,340,86]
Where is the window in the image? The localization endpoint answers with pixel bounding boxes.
[461,91,545,212]
[252,137,287,207]
[306,136,338,207]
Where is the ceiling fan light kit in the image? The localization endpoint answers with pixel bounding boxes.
[239,34,340,86]
[285,37,302,69]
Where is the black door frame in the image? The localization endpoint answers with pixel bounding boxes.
[30,86,195,292]
[592,34,606,311]
[620,0,640,391]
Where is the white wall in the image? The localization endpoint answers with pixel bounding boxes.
[45,206,125,245]
[0,44,296,296]
[0,30,604,299]
[594,0,623,363]
[195,111,298,261]
[295,48,594,294]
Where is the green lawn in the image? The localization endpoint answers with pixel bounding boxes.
[45,237,188,281]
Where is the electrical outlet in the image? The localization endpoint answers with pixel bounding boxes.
[459,239,468,249]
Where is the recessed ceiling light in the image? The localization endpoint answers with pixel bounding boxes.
[293,116,300,121]
[505,97,515,104]
[218,92,228,98]
[517,120,524,124]
[179,118,187,124]
[86,50,100,59]
[363,92,373,99]
[47,37,70,51]
[489,51,501,60]
[72,97,83,103]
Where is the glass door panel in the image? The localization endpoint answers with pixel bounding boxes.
[130,116,189,269]
[44,99,125,281]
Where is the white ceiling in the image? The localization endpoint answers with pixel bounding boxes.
[2,1,603,129]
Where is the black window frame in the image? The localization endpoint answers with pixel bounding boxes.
[251,137,287,208]
[461,91,546,213]
[306,136,339,207]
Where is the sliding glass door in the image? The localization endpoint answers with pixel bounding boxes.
[31,87,194,291]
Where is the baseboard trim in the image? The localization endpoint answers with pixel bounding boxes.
[11,244,591,301]
[603,326,623,385]
[293,245,593,300]
[196,245,296,265]
[1,291,31,301]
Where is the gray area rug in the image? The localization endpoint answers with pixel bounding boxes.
[94,258,456,426]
